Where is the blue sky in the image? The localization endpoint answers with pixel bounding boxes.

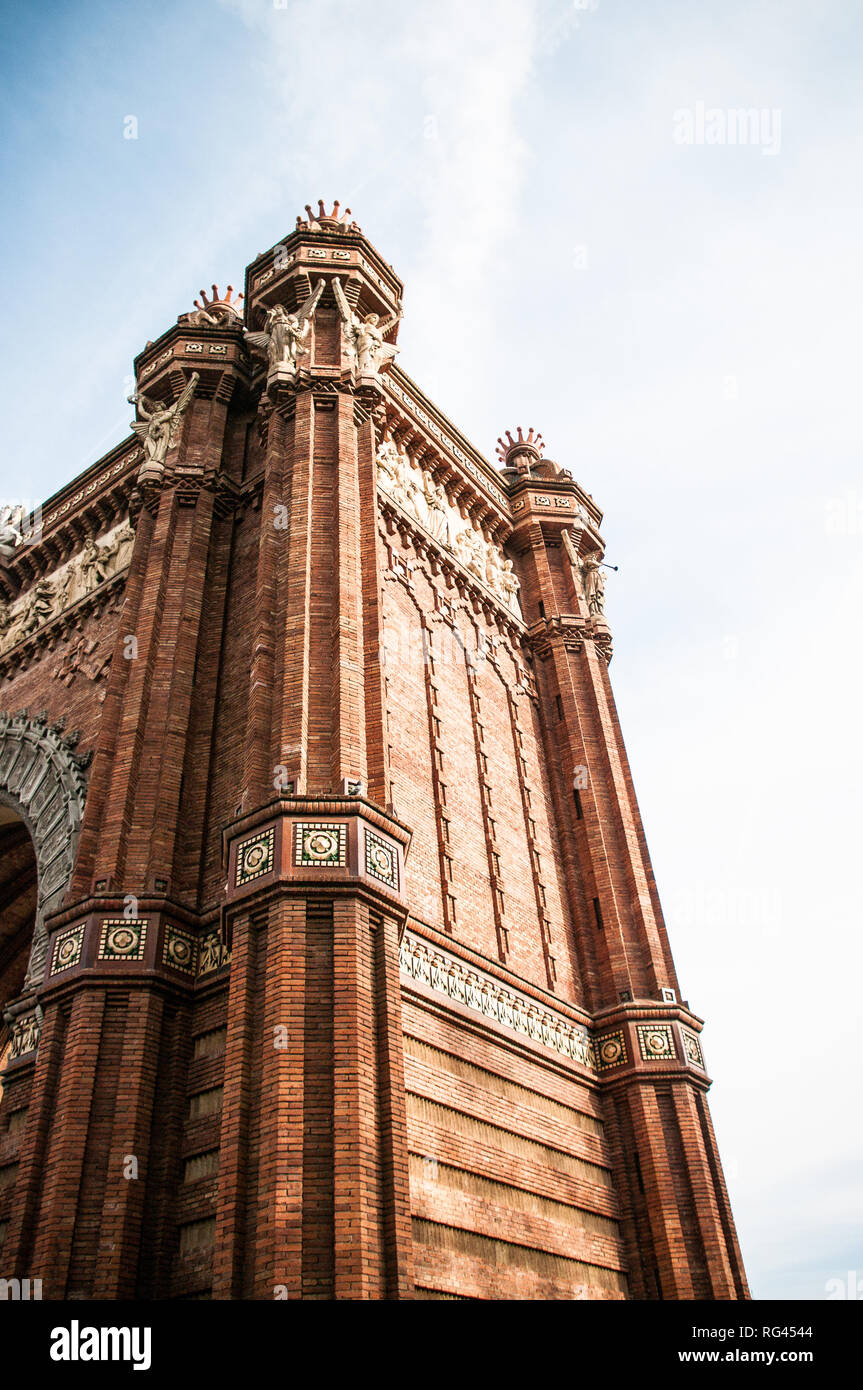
[2,0,862,1300]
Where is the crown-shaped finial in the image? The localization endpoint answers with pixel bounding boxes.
[295,199,362,234]
[495,426,545,468]
[193,284,244,315]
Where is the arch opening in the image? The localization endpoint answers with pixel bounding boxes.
[0,805,39,1013]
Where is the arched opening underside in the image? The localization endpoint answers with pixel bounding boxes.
[0,806,38,1013]
[0,711,90,1001]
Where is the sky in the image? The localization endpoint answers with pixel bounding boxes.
[1,0,861,1301]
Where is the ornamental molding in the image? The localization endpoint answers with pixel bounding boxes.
[399,930,706,1079]
[399,930,595,1072]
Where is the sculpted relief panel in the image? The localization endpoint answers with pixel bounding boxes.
[376,437,522,617]
[0,520,135,656]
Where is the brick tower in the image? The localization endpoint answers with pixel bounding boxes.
[0,201,748,1300]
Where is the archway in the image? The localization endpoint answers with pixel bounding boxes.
[0,711,90,1000]
[0,805,38,1007]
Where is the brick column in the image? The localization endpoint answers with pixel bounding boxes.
[509,477,748,1300]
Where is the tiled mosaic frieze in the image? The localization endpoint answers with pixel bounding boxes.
[637,1023,676,1062]
[235,827,275,886]
[162,925,198,976]
[51,925,85,975]
[295,822,347,868]
[681,1027,705,1069]
[365,829,399,889]
[399,932,595,1071]
[98,918,148,962]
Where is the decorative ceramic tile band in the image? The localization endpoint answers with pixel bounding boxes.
[399,931,595,1071]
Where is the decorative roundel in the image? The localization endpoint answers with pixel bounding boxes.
[636,1023,676,1062]
[369,843,393,875]
[57,936,79,966]
[306,830,339,861]
[365,830,398,887]
[235,827,275,885]
[106,925,137,955]
[599,1036,623,1065]
[167,936,192,966]
[242,842,268,873]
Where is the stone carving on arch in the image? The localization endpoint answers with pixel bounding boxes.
[0,709,91,990]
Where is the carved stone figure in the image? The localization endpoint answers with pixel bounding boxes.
[244,280,325,379]
[52,634,110,688]
[397,449,425,523]
[453,526,486,582]
[0,504,25,560]
[332,277,402,378]
[129,372,200,480]
[10,1013,40,1059]
[374,436,522,614]
[79,536,110,594]
[485,543,504,593]
[96,522,135,573]
[421,473,452,546]
[499,558,522,616]
[18,578,54,636]
[0,520,137,656]
[581,552,606,616]
[376,438,408,507]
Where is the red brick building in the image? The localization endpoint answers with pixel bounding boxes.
[0,202,748,1300]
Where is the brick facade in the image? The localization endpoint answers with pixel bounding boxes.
[0,203,748,1300]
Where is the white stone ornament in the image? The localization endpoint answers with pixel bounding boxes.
[580,551,606,616]
[129,372,200,482]
[244,280,325,383]
[0,504,26,559]
[332,276,402,379]
[0,520,136,655]
[375,436,521,617]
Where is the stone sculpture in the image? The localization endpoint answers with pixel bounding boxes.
[332,277,402,378]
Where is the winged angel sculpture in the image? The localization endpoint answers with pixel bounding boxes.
[128,373,200,478]
[332,277,402,378]
[244,279,326,380]
[0,504,26,560]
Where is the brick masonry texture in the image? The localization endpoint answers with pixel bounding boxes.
[0,213,748,1300]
